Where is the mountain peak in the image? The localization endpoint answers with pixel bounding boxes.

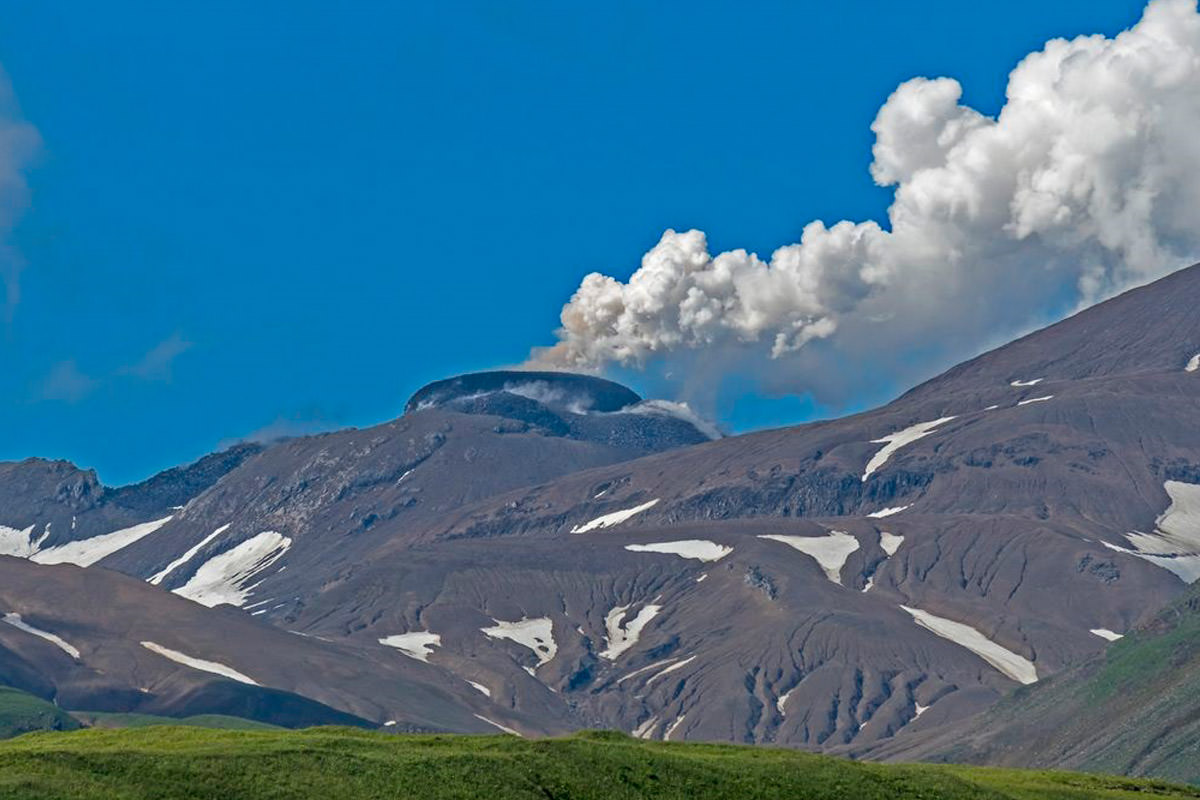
[404,370,643,415]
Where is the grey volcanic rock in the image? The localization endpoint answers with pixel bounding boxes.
[405,370,643,414]
[0,265,1197,756]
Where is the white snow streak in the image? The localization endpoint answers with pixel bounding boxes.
[862,417,956,481]
[759,532,860,584]
[645,655,696,686]
[482,617,557,667]
[31,516,173,567]
[473,714,521,736]
[617,656,681,685]
[1017,395,1054,406]
[379,631,442,663]
[1090,628,1124,642]
[1187,354,1199,373]
[149,524,231,585]
[600,604,661,660]
[633,716,659,739]
[571,499,659,533]
[1010,378,1043,387]
[664,713,688,740]
[140,641,259,685]
[2,613,80,659]
[776,688,795,715]
[173,532,291,608]
[867,505,909,519]
[624,540,732,562]
[467,680,491,697]
[900,605,1038,684]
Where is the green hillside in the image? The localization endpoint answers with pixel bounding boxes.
[70,711,281,731]
[0,727,1196,800]
[910,583,1200,785]
[0,687,79,740]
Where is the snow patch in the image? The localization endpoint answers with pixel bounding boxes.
[467,681,491,697]
[140,641,258,685]
[149,524,231,585]
[2,613,80,659]
[1187,354,1199,373]
[482,617,557,667]
[776,688,794,715]
[1017,395,1054,406]
[879,532,905,557]
[571,499,659,533]
[600,604,661,660]
[900,605,1037,684]
[862,417,956,481]
[473,714,521,736]
[664,713,688,740]
[1106,482,1200,583]
[645,655,696,685]
[1090,628,1124,642]
[173,532,291,607]
[633,716,659,739]
[867,505,909,519]
[759,532,859,584]
[617,656,680,685]
[379,631,441,663]
[914,702,929,718]
[1010,378,1043,387]
[624,540,731,562]
[0,525,38,558]
[31,516,174,567]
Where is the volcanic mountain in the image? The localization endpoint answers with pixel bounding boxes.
[0,264,1197,774]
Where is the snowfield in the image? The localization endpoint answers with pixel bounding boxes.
[378,631,442,663]
[600,604,661,660]
[879,532,905,557]
[900,605,1038,684]
[31,516,174,567]
[1090,628,1124,641]
[140,641,259,685]
[1106,481,1200,583]
[173,532,292,608]
[571,499,659,533]
[624,540,731,562]
[862,417,956,481]
[482,617,557,667]
[867,505,909,519]
[759,532,860,584]
[0,524,43,558]
[149,524,231,585]
[2,613,80,659]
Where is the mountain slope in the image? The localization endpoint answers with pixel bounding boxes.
[0,687,79,739]
[0,264,1197,754]
[866,581,1200,785]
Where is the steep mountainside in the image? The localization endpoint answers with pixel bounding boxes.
[864,581,1200,785]
[0,264,1196,761]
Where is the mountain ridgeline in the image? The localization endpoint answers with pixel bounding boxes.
[0,263,1198,786]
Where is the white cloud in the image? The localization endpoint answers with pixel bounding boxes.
[531,0,1200,407]
[0,67,39,321]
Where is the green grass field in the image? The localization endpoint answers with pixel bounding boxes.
[69,711,282,731]
[0,727,1196,800]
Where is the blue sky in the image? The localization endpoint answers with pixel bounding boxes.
[0,0,1150,485]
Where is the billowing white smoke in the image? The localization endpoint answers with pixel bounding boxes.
[531,0,1200,408]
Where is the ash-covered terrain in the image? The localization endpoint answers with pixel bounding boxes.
[1,264,1199,777]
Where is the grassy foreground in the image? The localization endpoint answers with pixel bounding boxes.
[0,727,1197,800]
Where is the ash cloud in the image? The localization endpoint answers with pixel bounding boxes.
[530,0,1200,411]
